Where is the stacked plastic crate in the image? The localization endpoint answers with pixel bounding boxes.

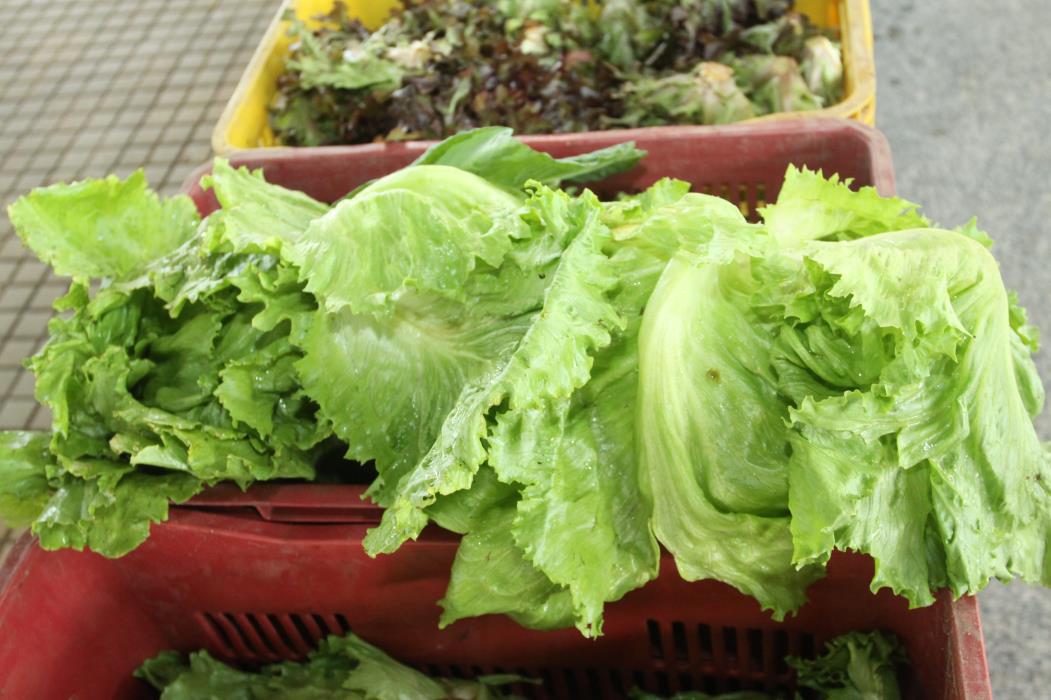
[0,2,997,698]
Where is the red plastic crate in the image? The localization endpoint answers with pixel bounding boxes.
[185,118,895,219]
[0,119,991,698]
[180,118,899,519]
[0,503,989,700]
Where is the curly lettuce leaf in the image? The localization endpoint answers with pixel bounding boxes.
[293,183,567,509]
[638,250,822,617]
[489,336,658,636]
[296,295,530,505]
[200,159,329,254]
[0,429,201,557]
[439,492,575,631]
[632,631,904,700]
[33,470,202,556]
[2,172,332,556]
[786,230,1051,603]
[32,283,322,486]
[439,180,690,636]
[8,171,198,280]
[364,189,623,556]
[0,432,54,527]
[288,26,404,92]
[642,168,1051,613]
[9,279,323,556]
[791,630,905,699]
[758,166,928,246]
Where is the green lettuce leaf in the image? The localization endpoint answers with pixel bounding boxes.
[786,230,1051,603]
[791,630,905,699]
[409,126,645,192]
[286,165,524,315]
[363,187,623,555]
[200,159,329,254]
[5,135,1050,642]
[439,492,575,631]
[8,171,198,281]
[34,470,201,556]
[0,432,54,527]
[640,171,1051,613]
[136,633,526,700]
[292,180,559,509]
[638,250,822,617]
[758,166,928,246]
[287,26,404,92]
[2,171,332,556]
[631,631,904,700]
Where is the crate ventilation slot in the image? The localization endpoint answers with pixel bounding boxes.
[643,619,811,694]
[198,611,352,662]
[195,614,812,697]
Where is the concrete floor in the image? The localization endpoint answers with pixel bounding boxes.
[873,1,1051,695]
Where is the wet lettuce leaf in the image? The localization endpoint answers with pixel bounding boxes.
[2,228,328,555]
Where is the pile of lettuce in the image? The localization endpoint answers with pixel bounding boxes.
[138,629,904,700]
[1,128,1049,638]
[271,0,843,146]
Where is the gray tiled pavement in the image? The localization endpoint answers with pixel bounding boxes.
[0,0,277,436]
[876,2,1051,696]
[0,0,1047,696]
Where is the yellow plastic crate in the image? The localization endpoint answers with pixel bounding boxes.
[212,0,876,154]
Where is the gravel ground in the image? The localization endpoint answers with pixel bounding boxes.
[873,1,1051,695]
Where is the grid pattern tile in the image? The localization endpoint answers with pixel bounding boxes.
[0,0,280,548]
